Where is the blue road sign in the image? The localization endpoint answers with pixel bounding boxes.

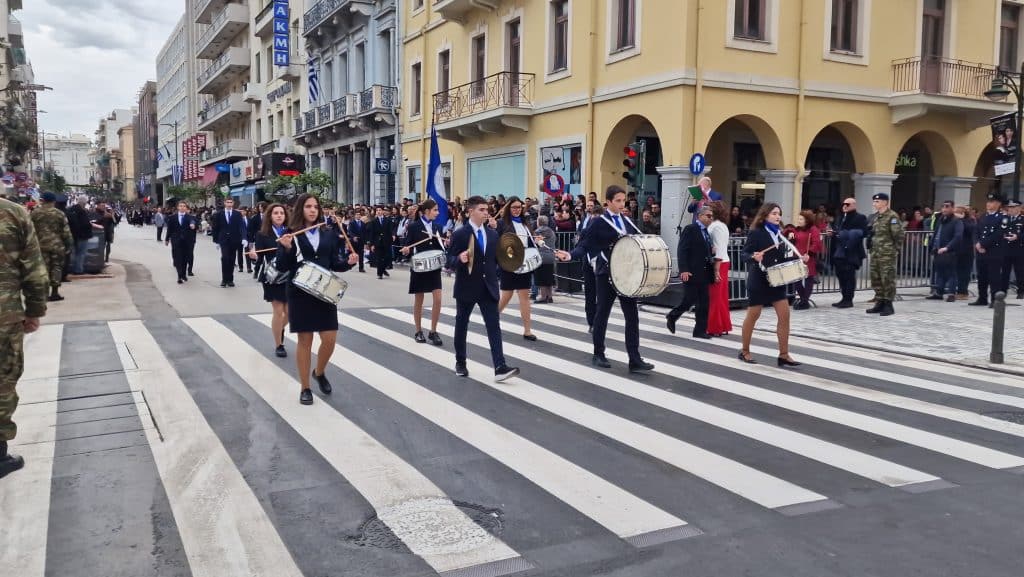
[374,158,392,174]
[689,153,705,176]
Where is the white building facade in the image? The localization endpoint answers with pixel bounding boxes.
[297,0,400,205]
[41,133,94,187]
[155,13,197,195]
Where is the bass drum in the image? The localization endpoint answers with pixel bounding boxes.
[609,234,672,298]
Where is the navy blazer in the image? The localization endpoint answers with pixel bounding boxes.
[446,223,499,302]
[569,213,640,277]
[406,218,443,254]
[213,209,247,246]
[677,222,714,283]
[347,218,365,245]
[165,212,197,245]
[276,228,353,274]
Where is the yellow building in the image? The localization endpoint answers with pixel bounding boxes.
[401,0,1019,250]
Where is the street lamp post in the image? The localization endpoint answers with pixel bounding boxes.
[985,60,1024,202]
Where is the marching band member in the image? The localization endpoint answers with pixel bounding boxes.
[401,198,444,345]
[556,185,654,373]
[448,196,520,382]
[247,203,290,358]
[276,194,358,405]
[494,196,538,341]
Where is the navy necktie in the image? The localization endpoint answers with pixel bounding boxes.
[613,215,622,230]
[476,228,485,251]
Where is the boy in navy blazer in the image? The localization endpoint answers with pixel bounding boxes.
[446,196,520,382]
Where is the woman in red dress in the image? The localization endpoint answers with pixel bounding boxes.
[706,201,733,336]
[783,210,824,310]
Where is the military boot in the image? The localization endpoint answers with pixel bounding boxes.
[47,286,64,302]
[0,441,25,480]
[879,300,895,316]
[866,300,885,314]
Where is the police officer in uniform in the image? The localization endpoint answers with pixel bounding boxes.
[866,193,904,316]
[971,193,1011,307]
[0,197,50,479]
[1002,199,1023,299]
[29,192,73,302]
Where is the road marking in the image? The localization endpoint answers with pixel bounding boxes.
[441,307,1024,470]
[188,317,527,576]
[252,314,693,543]
[542,305,1024,439]
[0,324,63,577]
[110,321,305,577]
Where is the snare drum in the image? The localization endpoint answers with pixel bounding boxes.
[411,249,446,273]
[292,261,349,305]
[764,259,808,288]
[515,248,542,275]
[609,235,672,298]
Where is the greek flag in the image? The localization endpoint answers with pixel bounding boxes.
[426,126,448,229]
[307,57,320,104]
[172,165,183,185]
[156,149,164,162]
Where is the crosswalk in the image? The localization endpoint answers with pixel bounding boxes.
[3,302,1024,576]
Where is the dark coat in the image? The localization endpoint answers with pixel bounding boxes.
[212,209,247,247]
[367,216,395,249]
[677,223,714,284]
[569,213,640,276]
[930,215,964,254]
[447,223,500,302]
[405,218,443,254]
[165,212,197,245]
[66,205,94,241]
[832,210,868,267]
[276,228,353,274]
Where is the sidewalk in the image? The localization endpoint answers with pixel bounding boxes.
[644,285,1024,375]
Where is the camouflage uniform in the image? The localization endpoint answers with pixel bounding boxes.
[0,198,49,444]
[869,208,905,302]
[30,203,73,289]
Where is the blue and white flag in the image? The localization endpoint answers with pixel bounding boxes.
[307,57,320,104]
[156,148,164,162]
[426,126,448,230]
[172,165,183,186]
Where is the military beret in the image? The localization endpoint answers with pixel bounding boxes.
[987,193,1006,204]
[41,191,56,202]
[872,193,890,201]
[1007,199,1022,207]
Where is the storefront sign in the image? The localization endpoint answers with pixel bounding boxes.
[991,111,1018,177]
[273,1,290,66]
[267,82,292,103]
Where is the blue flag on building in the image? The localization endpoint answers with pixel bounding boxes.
[426,126,448,230]
[307,57,320,104]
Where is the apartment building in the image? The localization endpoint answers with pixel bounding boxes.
[2,0,38,181]
[135,81,159,201]
[94,109,134,192]
[40,133,93,187]
[297,0,400,205]
[156,13,198,200]
[195,0,253,198]
[118,124,137,200]
[402,0,1018,251]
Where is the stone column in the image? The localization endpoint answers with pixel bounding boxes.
[760,169,801,221]
[852,173,898,211]
[656,165,697,269]
[932,176,977,208]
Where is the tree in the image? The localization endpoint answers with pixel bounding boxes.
[40,169,66,194]
[0,101,35,169]
[265,169,334,203]
[166,183,216,205]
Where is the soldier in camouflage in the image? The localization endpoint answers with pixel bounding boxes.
[866,192,904,317]
[30,191,73,302]
[0,196,49,480]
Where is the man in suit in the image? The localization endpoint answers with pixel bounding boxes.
[165,201,197,284]
[446,196,519,382]
[211,198,247,287]
[577,199,601,330]
[346,209,366,272]
[557,185,654,373]
[686,176,721,223]
[828,197,869,308]
[666,206,715,338]
[368,205,395,279]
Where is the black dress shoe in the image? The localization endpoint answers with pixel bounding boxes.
[666,313,679,334]
[275,345,287,358]
[832,300,853,308]
[494,365,520,382]
[692,332,712,339]
[383,271,390,277]
[414,331,427,343]
[428,332,443,346]
[299,388,314,405]
[177,279,184,284]
[628,360,655,373]
[227,282,235,287]
[523,334,537,342]
[313,369,332,394]
[925,294,944,300]
[182,276,188,282]
[777,356,802,367]
[591,354,612,368]
[188,271,195,276]
[0,441,25,480]
[220,282,227,288]
[455,362,469,377]
[968,299,989,306]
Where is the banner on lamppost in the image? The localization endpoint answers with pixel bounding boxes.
[990,111,1018,177]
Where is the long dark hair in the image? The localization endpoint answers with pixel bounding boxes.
[751,202,781,229]
[288,194,322,230]
[500,195,528,228]
[260,203,288,236]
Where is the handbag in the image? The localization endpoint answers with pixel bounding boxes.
[761,234,809,288]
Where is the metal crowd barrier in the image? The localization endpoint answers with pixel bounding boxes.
[552,230,972,303]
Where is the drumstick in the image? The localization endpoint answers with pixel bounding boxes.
[336,220,357,255]
[405,235,438,250]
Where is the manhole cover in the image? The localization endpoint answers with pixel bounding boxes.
[348,498,504,554]
[983,411,1024,424]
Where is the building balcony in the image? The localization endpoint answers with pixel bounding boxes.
[243,82,263,103]
[257,137,297,155]
[303,0,373,40]
[358,84,397,117]
[8,16,23,48]
[254,1,275,38]
[273,63,302,82]
[198,92,251,132]
[431,0,497,22]
[295,116,304,135]
[433,71,534,141]
[298,95,358,139]
[194,0,230,24]
[890,56,1012,127]
[196,3,249,60]
[197,47,250,94]
[200,138,251,165]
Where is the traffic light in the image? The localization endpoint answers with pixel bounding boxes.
[622,141,645,191]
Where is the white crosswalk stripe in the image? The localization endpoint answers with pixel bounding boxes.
[15,310,1024,576]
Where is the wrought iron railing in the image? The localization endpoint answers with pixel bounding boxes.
[255,1,274,24]
[892,56,999,99]
[317,104,332,125]
[358,84,398,113]
[333,96,348,119]
[257,140,278,155]
[294,117,303,134]
[304,110,316,129]
[432,71,534,123]
[304,0,349,34]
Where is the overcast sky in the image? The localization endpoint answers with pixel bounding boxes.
[18,0,184,141]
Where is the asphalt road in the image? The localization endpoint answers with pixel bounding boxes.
[3,223,1024,577]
